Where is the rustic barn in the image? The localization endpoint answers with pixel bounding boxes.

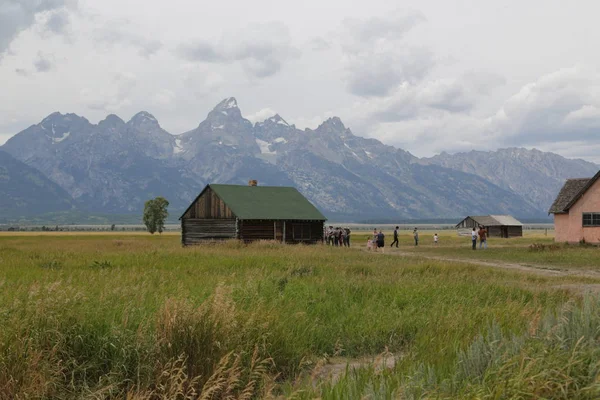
[549,170,600,243]
[455,215,523,238]
[180,181,327,246]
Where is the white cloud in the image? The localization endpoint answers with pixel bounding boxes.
[177,22,299,78]
[82,72,137,113]
[0,0,77,57]
[334,10,435,97]
[33,51,53,72]
[245,107,277,123]
[92,20,163,57]
[346,66,600,162]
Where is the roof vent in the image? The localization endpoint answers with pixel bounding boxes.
[248,179,258,187]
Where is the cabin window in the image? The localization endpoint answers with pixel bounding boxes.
[583,213,600,227]
[292,223,311,240]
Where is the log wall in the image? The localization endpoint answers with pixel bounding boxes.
[181,218,237,246]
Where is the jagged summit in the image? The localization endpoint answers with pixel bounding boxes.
[318,117,346,130]
[3,97,595,219]
[264,114,290,127]
[205,97,243,121]
[315,117,353,137]
[213,97,239,111]
[40,112,88,125]
[129,111,159,125]
[99,114,125,127]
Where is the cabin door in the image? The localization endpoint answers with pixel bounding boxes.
[501,227,508,238]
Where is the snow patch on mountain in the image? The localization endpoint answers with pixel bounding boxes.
[50,131,70,144]
[274,137,287,144]
[255,139,276,155]
[173,138,185,154]
[226,98,237,109]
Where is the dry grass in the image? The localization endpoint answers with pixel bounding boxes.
[0,233,598,399]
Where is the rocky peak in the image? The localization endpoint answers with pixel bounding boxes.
[264,114,290,127]
[99,114,125,129]
[315,117,354,138]
[40,112,88,128]
[207,97,242,120]
[128,111,160,127]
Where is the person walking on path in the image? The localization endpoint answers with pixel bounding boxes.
[478,225,488,249]
[471,228,477,250]
[390,226,399,248]
[376,230,385,253]
[413,228,419,246]
[433,233,439,245]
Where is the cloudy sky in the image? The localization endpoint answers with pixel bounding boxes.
[2,0,600,162]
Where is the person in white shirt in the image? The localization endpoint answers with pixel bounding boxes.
[433,233,439,245]
[471,228,477,250]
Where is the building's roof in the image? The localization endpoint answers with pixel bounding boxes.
[548,178,591,214]
[548,170,600,214]
[456,215,523,227]
[489,215,523,226]
[181,184,327,221]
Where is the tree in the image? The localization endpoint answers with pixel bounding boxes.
[143,197,169,234]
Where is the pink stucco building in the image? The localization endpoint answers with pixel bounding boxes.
[549,171,600,244]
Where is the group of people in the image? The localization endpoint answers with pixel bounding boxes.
[367,227,439,251]
[325,225,496,250]
[471,226,488,249]
[367,229,386,252]
[325,226,351,247]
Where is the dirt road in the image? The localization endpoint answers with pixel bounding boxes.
[375,249,600,279]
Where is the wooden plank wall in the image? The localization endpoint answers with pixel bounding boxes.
[508,226,523,238]
[183,187,234,219]
[457,217,477,229]
[239,220,275,242]
[182,218,236,246]
[487,226,502,237]
[239,220,324,243]
[284,221,324,244]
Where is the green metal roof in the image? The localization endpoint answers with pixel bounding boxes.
[208,184,326,221]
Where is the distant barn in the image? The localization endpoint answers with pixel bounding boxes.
[455,215,523,238]
[180,181,326,246]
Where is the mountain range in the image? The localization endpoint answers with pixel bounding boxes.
[1,97,598,221]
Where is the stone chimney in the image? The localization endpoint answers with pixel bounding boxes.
[248,179,258,187]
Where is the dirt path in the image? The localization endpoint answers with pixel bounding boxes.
[374,249,600,279]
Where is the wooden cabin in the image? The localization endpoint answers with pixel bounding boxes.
[180,181,327,246]
[549,170,600,243]
[455,215,523,238]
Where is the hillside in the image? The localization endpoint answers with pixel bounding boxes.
[0,150,76,217]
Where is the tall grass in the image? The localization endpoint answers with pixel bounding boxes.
[0,234,596,398]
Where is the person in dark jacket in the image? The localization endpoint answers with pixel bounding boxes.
[376,230,385,253]
[390,226,399,248]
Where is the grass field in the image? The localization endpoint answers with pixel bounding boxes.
[0,233,599,399]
